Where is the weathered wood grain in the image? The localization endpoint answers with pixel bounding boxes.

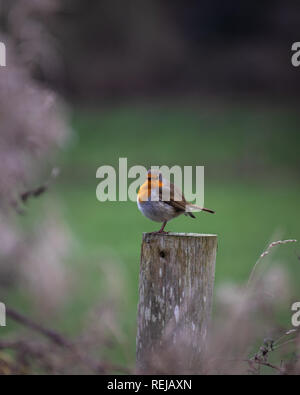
[136,232,217,373]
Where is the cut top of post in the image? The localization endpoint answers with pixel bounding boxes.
[143,232,217,243]
[143,232,217,237]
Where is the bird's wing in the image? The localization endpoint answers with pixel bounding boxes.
[159,180,187,212]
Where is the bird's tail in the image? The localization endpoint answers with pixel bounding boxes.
[187,204,215,214]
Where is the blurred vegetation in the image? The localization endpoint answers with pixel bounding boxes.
[1,0,299,373]
[2,0,298,101]
[3,102,298,368]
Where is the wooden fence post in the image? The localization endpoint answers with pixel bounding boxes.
[136,232,217,374]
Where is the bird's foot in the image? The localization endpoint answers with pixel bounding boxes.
[149,220,168,235]
[150,230,169,235]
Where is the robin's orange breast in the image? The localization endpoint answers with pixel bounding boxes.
[137,179,162,203]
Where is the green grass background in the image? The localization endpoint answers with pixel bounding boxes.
[4,102,300,368]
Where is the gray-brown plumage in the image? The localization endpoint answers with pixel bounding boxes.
[137,170,215,233]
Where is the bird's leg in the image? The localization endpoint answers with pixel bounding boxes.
[159,220,167,232]
[151,220,168,235]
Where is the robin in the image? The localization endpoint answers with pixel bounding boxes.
[137,170,215,233]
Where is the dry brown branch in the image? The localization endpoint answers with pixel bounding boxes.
[20,168,60,205]
[4,307,130,375]
[6,308,71,348]
[247,239,297,288]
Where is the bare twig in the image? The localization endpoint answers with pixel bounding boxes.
[5,307,130,374]
[6,307,71,348]
[247,239,297,288]
[247,358,284,374]
[20,167,60,204]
